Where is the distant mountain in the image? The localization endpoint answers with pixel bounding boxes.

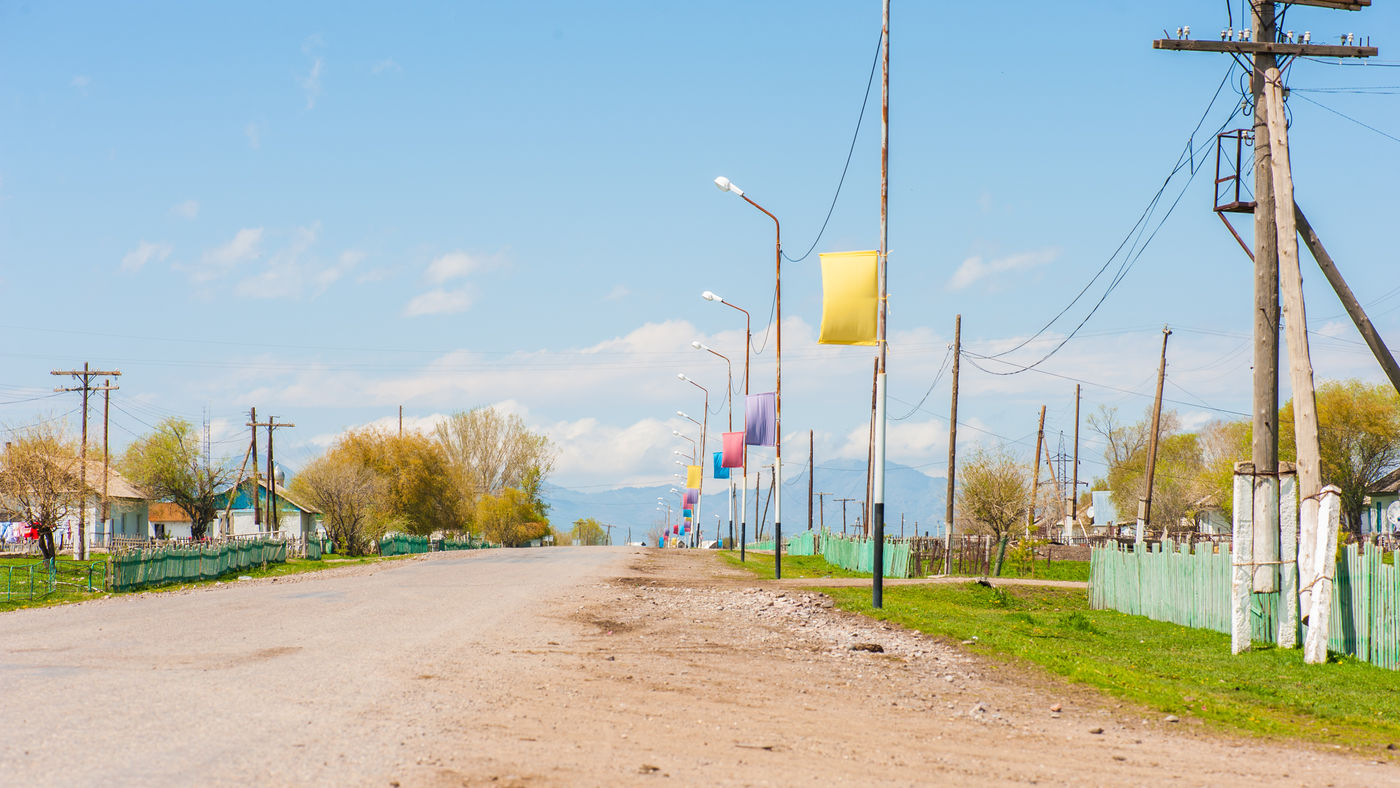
[542,458,946,544]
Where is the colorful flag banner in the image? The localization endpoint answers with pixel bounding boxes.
[722,431,745,468]
[682,508,692,518]
[684,489,698,506]
[686,464,702,489]
[713,452,730,480]
[745,392,777,447]
[818,250,879,346]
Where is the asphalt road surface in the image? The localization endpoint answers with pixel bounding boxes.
[3,547,1395,786]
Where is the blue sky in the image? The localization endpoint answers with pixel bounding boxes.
[3,1,1400,495]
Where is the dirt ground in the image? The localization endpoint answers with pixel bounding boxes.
[4,547,1397,786]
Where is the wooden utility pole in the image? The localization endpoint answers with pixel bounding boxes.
[398,405,403,437]
[250,407,260,527]
[808,429,814,531]
[1028,406,1046,537]
[1138,327,1172,540]
[943,314,961,574]
[814,492,831,531]
[837,498,858,537]
[52,363,121,560]
[1071,385,1081,527]
[247,414,295,533]
[865,356,878,536]
[1294,205,1400,396]
[102,379,115,543]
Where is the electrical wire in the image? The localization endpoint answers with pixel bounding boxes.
[781,30,882,264]
[1292,91,1400,145]
[889,345,953,421]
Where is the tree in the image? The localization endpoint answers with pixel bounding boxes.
[1281,379,1400,535]
[572,517,608,546]
[120,418,232,540]
[0,422,81,561]
[957,445,1030,545]
[291,450,384,556]
[335,428,466,535]
[475,487,550,547]
[434,407,555,513]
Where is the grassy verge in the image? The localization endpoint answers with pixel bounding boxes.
[941,559,1090,583]
[0,554,407,613]
[718,550,868,580]
[819,581,1400,755]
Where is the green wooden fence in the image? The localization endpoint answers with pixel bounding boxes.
[821,532,912,578]
[1091,541,1400,669]
[112,538,286,592]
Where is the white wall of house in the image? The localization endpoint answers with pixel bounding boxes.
[223,508,313,539]
[59,497,149,549]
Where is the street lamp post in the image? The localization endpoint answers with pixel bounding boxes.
[693,341,735,551]
[677,373,709,547]
[714,176,783,579]
[703,290,751,562]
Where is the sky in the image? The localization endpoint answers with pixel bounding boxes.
[3,1,1400,500]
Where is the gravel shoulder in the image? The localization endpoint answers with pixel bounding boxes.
[3,547,1395,787]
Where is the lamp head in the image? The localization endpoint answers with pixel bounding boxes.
[714,176,744,197]
[672,430,682,436]
[676,373,689,382]
[702,290,722,303]
[690,340,703,350]
[676,411,689,420]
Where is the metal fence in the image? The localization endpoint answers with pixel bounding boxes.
[1090,541,1400,669]
[2,559,109,603]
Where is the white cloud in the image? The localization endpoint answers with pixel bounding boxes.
[1317,320,1348,339]
[245,122,262,150]
[605,284,630,301]
[371,58,402,75]
[171,199,199,220]
[948,248,1059,291]
[70,75,91,94]
[403,287,473,317]
[120,240,172,273]
[300,57,324,109]
[189,227,262,281]
[424,251,481,285]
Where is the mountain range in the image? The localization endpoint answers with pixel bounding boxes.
[542,458,947,544]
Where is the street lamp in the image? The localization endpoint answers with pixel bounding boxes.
[693,340,736,551]
[713,176,784,578]
[677,373,710,548]
[702,290,752,562]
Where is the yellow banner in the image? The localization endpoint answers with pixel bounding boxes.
[686,465,702,489]
[818,250,879,346]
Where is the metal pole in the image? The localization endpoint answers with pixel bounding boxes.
[871,0,890,607]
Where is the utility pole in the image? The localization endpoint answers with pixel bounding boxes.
[51,363,121,560]
[250,407,260,527]
[1138,327,1172,541]
[247,414,294,533]
[1071,384,1081,526]
[943,314,961,574]
[866,357,878,538]
[870,0,891,607]
[1028,405,1046,538]
[102,379,116,545]
[837,498,858,537]
[398,405,403,438]
[814,492,832,531]
[808,429,814,531]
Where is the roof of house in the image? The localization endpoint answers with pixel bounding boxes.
[78,460,147,500]
[222,477,320,515]
[1371,468,1400,496]
[148,502,188,522]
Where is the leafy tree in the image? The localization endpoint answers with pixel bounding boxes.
[957,445,1030,544]
[120,417,231,540]
[572,517,608,546]
[475,487,550,547]
[0,422,81,560]
[291,449,384,556]
[1281,379,1400,535]
[336,428,466,535]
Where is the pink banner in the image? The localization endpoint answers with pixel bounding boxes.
[722,431,745,468]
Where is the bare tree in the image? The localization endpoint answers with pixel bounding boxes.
[434,407,555,511]
[0,422,81,561]
[291,453,383,556]
[957,445,1031,544]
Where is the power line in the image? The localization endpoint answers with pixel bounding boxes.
[782,30,882,264]
[1292,91,1400,145]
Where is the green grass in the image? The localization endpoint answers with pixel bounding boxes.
[718,550,869,580]
[819,581,1400,755]
[942,559,1091,582]
[0,553,407,612]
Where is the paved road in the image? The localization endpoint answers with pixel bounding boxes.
[2,548,629,787]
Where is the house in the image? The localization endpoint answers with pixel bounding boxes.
[213,476,321,540]
[147,502,194,540]
[1361,468,1400,535]
[78,461,151,549]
